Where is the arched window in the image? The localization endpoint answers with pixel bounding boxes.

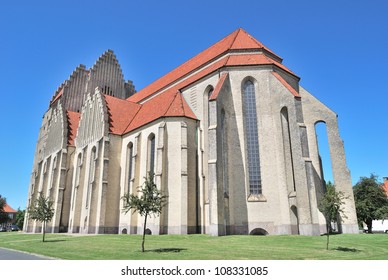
[221,109,228,195]
[242,79,262,195]
[207,88,214,126]
[72,153,82,211]
[281,107,296,192]
[86,147,97,208]
[127,142,134,193]
[49,156,57,189]
[147,134,155,176]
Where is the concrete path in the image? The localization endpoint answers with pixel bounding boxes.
[0,247,53,260]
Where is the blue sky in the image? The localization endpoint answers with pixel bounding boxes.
[0,0,387,210]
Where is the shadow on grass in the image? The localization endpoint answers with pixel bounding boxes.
[145,248,187,253]
[43,240,67,243]
[334,247,361,253]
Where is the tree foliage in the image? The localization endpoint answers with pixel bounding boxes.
[122,172,168,252]
[27,193,54,242]
[353,174,388,233]
[16,208,25,229]
[318,182,348,250]
[0,194,6,212]
[0,195,9,224]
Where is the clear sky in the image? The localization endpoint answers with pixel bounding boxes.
[0,0,387,210]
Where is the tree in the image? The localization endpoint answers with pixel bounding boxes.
[27,193,54,242]
[0,195,5,212]
[0,195,9,225]
[318,182,348,250]
[353,174,388,233]
[122,172,168,252]
[15,208,25,229]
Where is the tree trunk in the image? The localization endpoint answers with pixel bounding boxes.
[326,222,330,250]
[142,214,148,252]
[43,220,46,242]
[366,218,373,233]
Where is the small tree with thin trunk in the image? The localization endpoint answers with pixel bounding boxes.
[122,172,167,252]
[27,193,54,242]
[318,182,348,250]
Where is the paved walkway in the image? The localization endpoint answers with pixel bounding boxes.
[0,248,54,260]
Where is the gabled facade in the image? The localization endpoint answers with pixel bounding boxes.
[25,29,359,236]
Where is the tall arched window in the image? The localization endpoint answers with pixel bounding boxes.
[147,134,155,175]
[207,88,214,126]
[86,147,97,208]
[221,109,228,195]
[281,107,296,192]
[127,142,134,193]
[72,153,82,211]
[242,79,262,195]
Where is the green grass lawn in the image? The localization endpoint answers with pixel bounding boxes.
[0,232,387,260]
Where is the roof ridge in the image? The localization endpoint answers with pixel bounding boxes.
[121,100,143,135]
[164,91,181,116]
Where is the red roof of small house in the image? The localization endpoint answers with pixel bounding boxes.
[382,179,388,198]
[67,111,80,146]
[128,28,297,104]
[3,204,16,213]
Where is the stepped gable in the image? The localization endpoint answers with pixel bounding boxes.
[88,50,127,98]
[128,28,297,103]
[67,111,80,146]
[104,94,141,135]
[50,64,88,108]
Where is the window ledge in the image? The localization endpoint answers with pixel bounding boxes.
[247,194,267,202]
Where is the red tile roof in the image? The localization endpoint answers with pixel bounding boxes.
[123,90,197,134]
[209,73,229,101]
[103,91,197,136]
[67,111,80,146]
[382,180,388,198]
[3,204,16,213]
[128,28,296,103]
[104,95,141,135]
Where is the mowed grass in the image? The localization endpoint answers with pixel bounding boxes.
[0,232,387,260]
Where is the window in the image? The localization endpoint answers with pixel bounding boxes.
[207,88,213,126]
[242,80,262,195]
[49,156,57,189]
[221,109,228,195]
[147,134,155,175]
[127,142,133,193]
[72,153,82,211]
[86,147,97,208]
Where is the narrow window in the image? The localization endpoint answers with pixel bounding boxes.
[49,156,57,189]
[127,142,133,193]
[207,88,214,127]
[72,153,82,211]
[242,80,262,195]
[281,107,296,192]
[221,109,228,195]
[86,147,97,208]
[147,134,155,176]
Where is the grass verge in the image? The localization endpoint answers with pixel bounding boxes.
[0,232,387,260]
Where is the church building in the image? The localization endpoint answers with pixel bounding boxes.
[24,29,359,236]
